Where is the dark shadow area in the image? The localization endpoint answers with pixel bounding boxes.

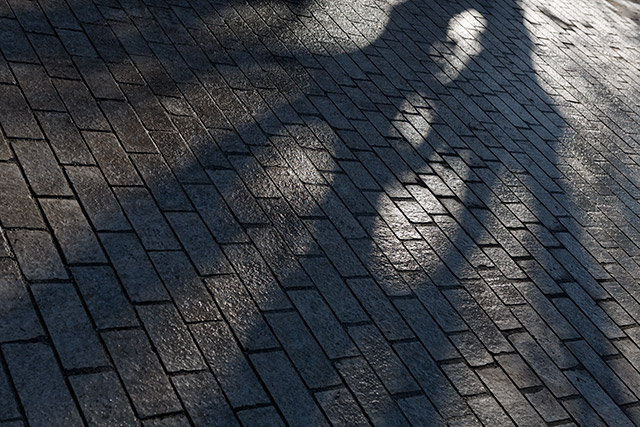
[1,0,640,425]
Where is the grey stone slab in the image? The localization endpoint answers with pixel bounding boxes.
[266,311,340,389]
[12,139,71,196]
[100,232,169,302]
[172,372,239,427]
[315,388,369,426]
[114,187,180,250]
[250,351,329,427]
[7,229,68,281]
[137,303,206,372]
[71,265,138,329]
[103,329,182,418]
[10,62,64,111]
[66,166,131,232]
[0,163,43,229]
[36,111,94,164]
[31,282,108,370]
[206,275,276,351]
[2,342,83,426]
[83,131,142,185]
[0,259,43,342]
[166,212,233,276]
[335,357,407,426]
[70,372,137,427]
[0,84,41,138]
[150,251,219,322]
[40,199,106,264]
[190,322,269,408]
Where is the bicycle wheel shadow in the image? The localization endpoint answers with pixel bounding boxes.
[1,0,639,424]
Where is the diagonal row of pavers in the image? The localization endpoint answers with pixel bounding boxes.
[1,0,640,425]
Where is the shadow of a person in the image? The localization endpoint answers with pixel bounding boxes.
[1,0,639,425]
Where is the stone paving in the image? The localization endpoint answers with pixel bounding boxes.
[0,0,640,424]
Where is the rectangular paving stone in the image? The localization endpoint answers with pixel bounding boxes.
[150,251,219,322]
[37,111,94,164]
[335,357,407,425]
[206,275,277,351]
[250,351,329,427]
[467,395,514,427]
[349,278,414,341]
[402,271,466,333]
[443,288,513,354]
[315,388,369,426]
[247,226,313,289]
[190,322,269,409]
[31,282,108,370]
[526,387,570,423]
[130,153,191,211]
[288,288,359,359]
[553,298,618,356]
[185,184,248,243]
[236,407,283,427]
[266,311,340,389]
[305,219,367,277]
[397,395,446,427]
[348,323,419,394]
[166,212,232,276]
[565,370,635,427]
[71,266,138,329]
[261,198,320,256]
[172,372,239,427]
[83,131,142,185]
[308,185,366,239]
[222,244,291,311]
[562,396,608,427]
[6,229,68,281]
[2,342,83,426]
[208,169,268,224]
[150,130,211,184]
[40,199,106,264]
[477,367,545,426]
[137,304,206,372]
[27,32,77,78]
[101,100,156,152]
[508,332,576,397]
[114,187,180,250]
[0,163,43,228]
[10,62,64,111]
[100,232,169,302]
[70,372,137,427]
[102,329,182,418]
[0,362,19,420]
[0,84,41,139]
[441,362,486,397]
[74,56,123,100]
[0,259,43,342]
[11,139,72,196]
[122,84,173,130]
[54,78,110,130]
[66,165,130,231]
[267,166,321,216]
[142,415,190,427]
[299,257,368,324]
[567,339,636,405]
[394,341,468,419]
[495,352,541,390]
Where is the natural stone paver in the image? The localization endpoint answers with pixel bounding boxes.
[0,0,640,424]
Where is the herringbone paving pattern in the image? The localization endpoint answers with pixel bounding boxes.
[1,0,640,424]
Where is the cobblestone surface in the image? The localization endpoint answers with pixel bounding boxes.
[0,0,639,424]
